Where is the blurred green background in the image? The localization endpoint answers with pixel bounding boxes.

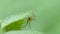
[0,0,60,34]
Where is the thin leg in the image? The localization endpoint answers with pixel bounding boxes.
[28,22,31,30]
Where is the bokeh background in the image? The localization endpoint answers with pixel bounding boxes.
[0,0,60,34]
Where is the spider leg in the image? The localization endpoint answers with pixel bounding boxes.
[28,22,31,30]
[32,9,36,20]
[21,19,29,29]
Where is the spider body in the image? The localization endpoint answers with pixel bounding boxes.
[27,17,33,23]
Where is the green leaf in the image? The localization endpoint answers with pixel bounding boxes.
[2,11,33,33]
[3,19,25,32]
[4,30,43,34]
